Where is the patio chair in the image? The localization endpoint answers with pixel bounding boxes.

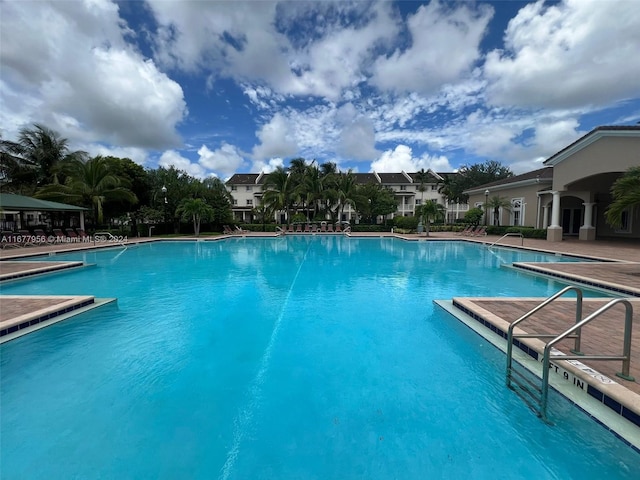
[223,225,234,235]
[320,223,327,232]
[287,224,294,233]
[295,224,302,233]
[456,225,474,236]
[327,224,334,233]
[17,229,37,247]
[75,228,89,239]
[471,226,487,236]
[335,223,342,232]
[33,228,53,243]
[65,228,79,238]
[1,231,20,249]
[52,228,67,242]
[235,225,249,234]
[304,224,311,233]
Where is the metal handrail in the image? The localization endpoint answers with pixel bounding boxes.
[506,286,583,387]
[540,298,635,419]
[489,232,523,248]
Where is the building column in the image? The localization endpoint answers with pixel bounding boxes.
[546,191,563,242]
[79,211,85,231]
[542,204,549,228]
[579,202,596,241]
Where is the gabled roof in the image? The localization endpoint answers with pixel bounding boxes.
[353,173,380,184]
[226,173,265,185]
[378,172,412,184]
[0,193,87,211]
[544,125,640,166]
[408,170,443,183]
[464,167,553,195]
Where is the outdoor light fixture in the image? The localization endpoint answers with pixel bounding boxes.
[484,189,490,226]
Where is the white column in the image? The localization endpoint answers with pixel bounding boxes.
[80,211,85,231]
[579,202,596,241]
[542,205,549,228]
[546,191,562,242]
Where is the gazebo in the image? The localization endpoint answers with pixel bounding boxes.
[0,193,87,232]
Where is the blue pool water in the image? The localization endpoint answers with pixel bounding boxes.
[1,238,638,479]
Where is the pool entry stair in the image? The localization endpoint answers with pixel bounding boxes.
[505,286,635,421]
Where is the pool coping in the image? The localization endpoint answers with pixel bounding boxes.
[0,296,117,343]
[435,299,640,451]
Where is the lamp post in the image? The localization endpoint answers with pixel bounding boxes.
[161,185,168,234]
[484,189,489,226]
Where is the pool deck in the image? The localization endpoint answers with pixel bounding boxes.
[1,231,639,435]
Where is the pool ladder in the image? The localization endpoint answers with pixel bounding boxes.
[505,286,635,421]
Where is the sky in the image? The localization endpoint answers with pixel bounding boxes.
[1,0,639,180]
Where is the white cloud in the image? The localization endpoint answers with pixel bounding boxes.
[159,150,207,178]
[371,145,452,172]
[251,157,285,174]
[484,0,640,108]
[335,103,379,160]
[81,144,150,166]
[371,1,493,94]
[197,143,245,176]
[0,0,187,149]
[251,113,298,160]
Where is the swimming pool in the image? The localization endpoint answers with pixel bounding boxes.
[1,238,638,478]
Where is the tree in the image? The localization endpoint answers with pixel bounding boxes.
[416,200,445,236]
[176,198,214,236]
[414,168,432,204]
[0,124,88,194]
[146,166,195,233]
[332,170,358,222]
[486,195,512,226]
[355,183,396,224]
[605,167,640,228]
[464,207,484,226]
[440,160,513,203]
[262,166,296,223]
[36,156,137,226]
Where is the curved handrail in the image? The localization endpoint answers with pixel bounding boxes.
[540,298,634,417]
[489,232,523,248]
[506,286,583,383]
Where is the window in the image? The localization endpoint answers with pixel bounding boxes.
[616,208,632,233]
[231,185,237,191]
[400,185,406,191]
[511,198,523,226]
[246,199,253,206]
[246,186,252,192]
[233,199,237,205]
[415,199,422,205]
[431,185,438,191]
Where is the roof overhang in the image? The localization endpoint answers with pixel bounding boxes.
[544,128,640,166]
[465,177,552,195]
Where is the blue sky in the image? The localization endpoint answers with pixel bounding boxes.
[1,0,639,179]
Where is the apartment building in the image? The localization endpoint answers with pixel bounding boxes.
[225,170,468,224]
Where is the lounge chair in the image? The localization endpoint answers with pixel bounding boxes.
[223,225,234,235]
[235,225,249,234]
[287,224,294,233]
[327,224,334,232]
[462,226,479,236]
[335,223,342,232]
[304,224,311,233]
[320,223,327,232]
[17,229,37,247]
[65,228,79,238]
[295,224,302,233]
[75,228,89,239]
[52,228,67,242]
[1,231,20,249]
[471,226,487,236]
[456,226,474,236]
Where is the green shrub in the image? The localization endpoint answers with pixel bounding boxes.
[393,216,419,230]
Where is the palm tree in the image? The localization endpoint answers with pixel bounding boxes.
[176,198,214,236]
[414,168,431,205]
[300,164,323,220]
[262,166,295,224]
[1,124,87,194]
[606,166,640,228]
[416,200,445,236]
[334,170,359,222]
[36,156,137,225]
[486,195,512,226]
